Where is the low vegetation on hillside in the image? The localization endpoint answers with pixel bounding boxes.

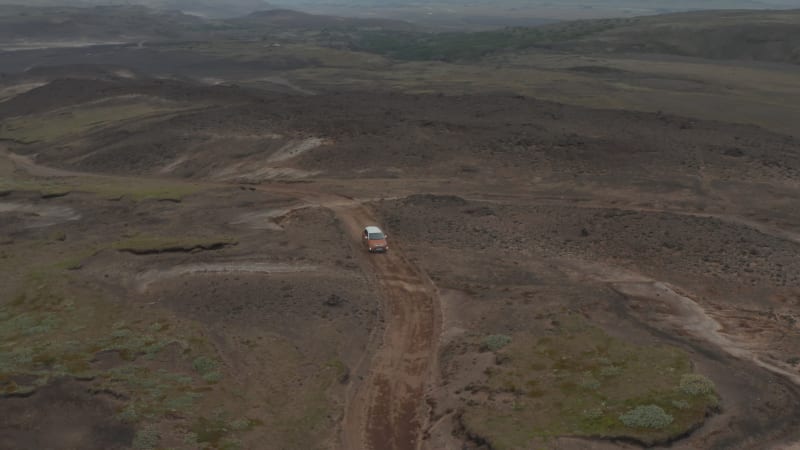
[352,19,627,61]
[351,10,800,63]
[458,316,719,448]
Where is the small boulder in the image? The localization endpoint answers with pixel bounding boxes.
[324,294,345,307]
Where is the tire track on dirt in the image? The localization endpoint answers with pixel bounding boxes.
[307,194,440,450]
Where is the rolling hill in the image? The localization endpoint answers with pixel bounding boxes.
[353,9,800,64]
[0,5,207,42]
[0,0,275,18]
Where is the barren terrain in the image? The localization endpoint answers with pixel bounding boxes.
[2,6,800,450]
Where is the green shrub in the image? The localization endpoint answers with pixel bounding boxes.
[203,371,222,383]
[229,418,253,431]
[481,334,512,352]
[679,374,715,396]
[117,404,139,423]
[132,425,160,450]
[579,375,601,390]
[595,356,612,366]
[582,407,604,420]
[600,365,622,377]
[221,438,243,450]
[193,356,218,375]
[672,399,690,410]
[111,329,132,339]
[165,392,202,411]
[619,405,673,429]
[183,432,199,445]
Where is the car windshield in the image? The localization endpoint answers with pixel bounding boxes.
[368,233,385,240]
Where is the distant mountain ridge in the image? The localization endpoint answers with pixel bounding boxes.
[0,5,208,42]
[0,0,276,18]
[0,4,418,44]
[231,8,418,31]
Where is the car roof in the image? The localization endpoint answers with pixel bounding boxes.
[365,226,383,234]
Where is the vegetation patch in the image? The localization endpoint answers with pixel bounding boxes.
[271,360,343,448]
[189,413,259,449]
[619,405,674,429]
[0,270,223,429]
[192,355,222,383]
[132,425,160,450]
[481,334,512,352]
[0,175,204,202]
[0,100,189,144]
[353,19,626,61]
[459,315,719,448]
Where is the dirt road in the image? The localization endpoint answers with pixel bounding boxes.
[270,190,441,450]
[338,206,439,450]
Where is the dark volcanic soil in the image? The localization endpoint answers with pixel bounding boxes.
[0,378,134,450]
[5,79,799,191]
[2,67,800,450]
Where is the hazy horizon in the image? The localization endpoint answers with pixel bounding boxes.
[1,0,797,21]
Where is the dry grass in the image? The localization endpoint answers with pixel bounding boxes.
[0,99,188,144]
[0,174,205,202]
[284,52,800,136]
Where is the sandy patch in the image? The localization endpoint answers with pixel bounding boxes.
[0,202,81,228]
[561,259,800,386]
[229,205,309,230]
[136,261,319,292]
[267,137,327,163]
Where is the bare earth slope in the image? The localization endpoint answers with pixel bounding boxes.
[1,61,800,450]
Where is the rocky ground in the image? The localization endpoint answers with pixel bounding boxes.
[1,52,799,450]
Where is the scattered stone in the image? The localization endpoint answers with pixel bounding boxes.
[405,194,467,206]
[324,294,345,307]
[724,148,745,157]
[41,191,70,199]
[463,206,495,217]
[495,353,511,365]
[338,366,351,384]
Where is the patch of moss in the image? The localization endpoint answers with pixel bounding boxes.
[132,425,160,450]
[679,373,716,396]
[460,315,719,448]
[619,404,673,429]
[0,270,223,427]
[190,414,258,448]
[272,362,341,448]
[0,175,204,202]
[0,102,188,144]
[480,334,512,352]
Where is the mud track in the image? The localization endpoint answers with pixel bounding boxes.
[275,190,441,450]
